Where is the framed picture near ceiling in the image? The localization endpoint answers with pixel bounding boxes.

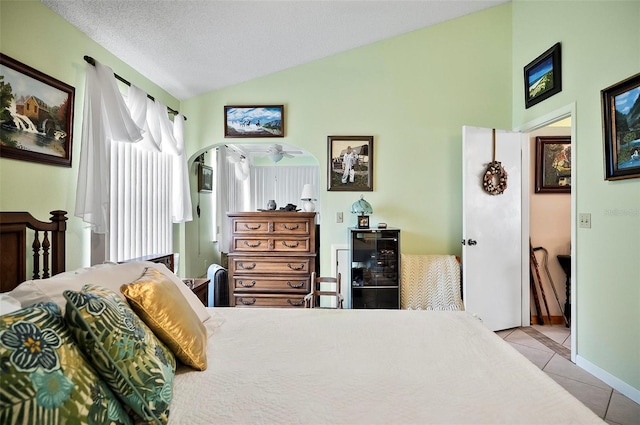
[0,53,75,167]
[224,105,284,138]
[535,136,571,193]
[601,72,640,181]
[327,135,373,192]
[524,43,562,109]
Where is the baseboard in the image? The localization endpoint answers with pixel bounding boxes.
[576,355,640,405]
[530,315,568,325]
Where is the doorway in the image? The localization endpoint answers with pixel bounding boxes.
[518,104,576,362]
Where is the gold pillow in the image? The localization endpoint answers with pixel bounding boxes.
[121,268,207,370]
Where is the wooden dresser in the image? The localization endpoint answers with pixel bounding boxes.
[227,212,316,308]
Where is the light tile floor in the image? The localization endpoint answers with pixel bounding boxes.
[496,325,640,425]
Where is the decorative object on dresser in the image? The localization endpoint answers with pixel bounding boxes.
[227,211,316,307]
[350,228,400,309]
[299,183,317,212]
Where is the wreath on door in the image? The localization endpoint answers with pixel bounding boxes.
[482,129,508,195]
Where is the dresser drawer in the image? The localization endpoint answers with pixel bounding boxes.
[229,256,313,275]
[232,276,310,293]
[233,293,307,308]
[230,216,312,236]
[231,236,312,253]
[231,218,271,235]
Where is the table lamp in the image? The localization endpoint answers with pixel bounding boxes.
[351,195,373,228]
[300,184,317,212]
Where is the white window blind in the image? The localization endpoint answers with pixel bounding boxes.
[250,166,319,212]
[109,141,173,262]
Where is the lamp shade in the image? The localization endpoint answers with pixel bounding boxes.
[300,184,316,200]
[351,195,373,215]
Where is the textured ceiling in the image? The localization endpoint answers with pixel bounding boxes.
[42,0,508,101]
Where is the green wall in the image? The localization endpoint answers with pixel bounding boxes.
[182,4,513,277]
[2,0,637,400]
[0,1,180,271]
[512,0,639,394]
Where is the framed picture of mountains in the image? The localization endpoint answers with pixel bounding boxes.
[524,43,561,109]
[602,72,640,181]
[0,54,75,167]
[224,105,284,138]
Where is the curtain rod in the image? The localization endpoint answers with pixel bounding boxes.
[83,55,186,121]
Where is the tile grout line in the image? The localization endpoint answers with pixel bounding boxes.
[520,326,572,360]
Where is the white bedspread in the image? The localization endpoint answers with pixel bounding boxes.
[169,308,603,425]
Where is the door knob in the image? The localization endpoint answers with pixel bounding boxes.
[467,239,477,246]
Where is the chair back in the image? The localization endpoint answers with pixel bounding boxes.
[305,272,343,308]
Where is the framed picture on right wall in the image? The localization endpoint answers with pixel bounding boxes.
[601,72,640,181]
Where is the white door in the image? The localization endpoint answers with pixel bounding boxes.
[462,126,528,331]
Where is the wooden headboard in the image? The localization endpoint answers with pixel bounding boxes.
[0,210,68,293]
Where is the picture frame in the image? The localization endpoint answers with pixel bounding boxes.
[357,215,370,229]
[601,72,640,181]
[224,105,284,138]
[534,136,571,193]
[0,53,75,167]
[198,163,213,192]
[327,135,373,192]
[524,43,562,109]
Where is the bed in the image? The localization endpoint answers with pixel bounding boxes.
[0,211,604,424]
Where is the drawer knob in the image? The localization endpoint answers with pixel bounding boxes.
[239,280,256,287]
[244,223,262,230]
[281,223,300,231]
[287,263,305,271]
[282,240,300,248]
[238,297,256,305]
[244,240,262,248]
[287,298,305,306]
[287,281,305,288]
[238,262,256,270]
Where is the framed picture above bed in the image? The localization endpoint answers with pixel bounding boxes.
[524,43,561,109]
[224,105,284,138]
[0,54,75,167]
[601,72,640,181]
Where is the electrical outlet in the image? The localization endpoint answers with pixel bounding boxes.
[336,212,343,223]
[579,213,591,228]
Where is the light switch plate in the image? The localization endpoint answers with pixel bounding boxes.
[579,213,591,228]
[336,212,343,223]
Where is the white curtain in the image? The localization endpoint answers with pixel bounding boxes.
[216,147,251,251]
[75,61,143,233]
[75,59,192,261]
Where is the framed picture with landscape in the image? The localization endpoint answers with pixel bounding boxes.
[0,53,75,167]
[601,72,640,181]
[327,135,373,192]
[224,105,284,138]
[524,43,562,109]
[535,136,571,193]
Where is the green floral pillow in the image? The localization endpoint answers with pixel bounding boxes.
[63,285,176,425]
[0,302,132,425]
